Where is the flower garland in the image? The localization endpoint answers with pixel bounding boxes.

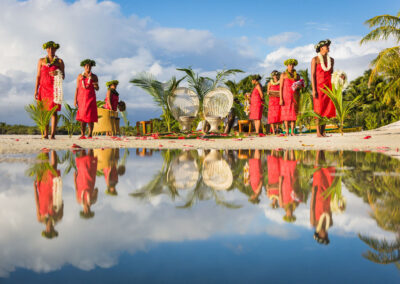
[45,56,58,67]
[243,162,249,185]
[52,176,63,212]
[106,80,119,88]
[331,70,348,89]
[284,58,298,66]
[269,79,280,86]
[53,69,63,104]
[317,52,331,71]
[43,41,60,50]
[81,72,92,89]
[243,93,250,115]
[285,70,297,80]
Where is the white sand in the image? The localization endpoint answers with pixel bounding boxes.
[1,121,400,157]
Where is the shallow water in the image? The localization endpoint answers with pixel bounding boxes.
[0,148,399,283]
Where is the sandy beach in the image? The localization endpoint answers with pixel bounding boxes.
[1,121,400,158]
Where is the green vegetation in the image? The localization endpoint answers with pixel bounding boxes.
[24,101,58,138]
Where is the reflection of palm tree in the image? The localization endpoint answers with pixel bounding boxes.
[359,234,400,269]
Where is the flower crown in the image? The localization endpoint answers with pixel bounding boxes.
[80,59,96,67]
[284,59,298,66]
[43,41,60,50]
[314,232,330,245]
[270,70,280,77]
[283,215,296,223]
[106,80,119,88]
[315,39,331,53]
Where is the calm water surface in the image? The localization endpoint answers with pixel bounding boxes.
[0,148,399,283]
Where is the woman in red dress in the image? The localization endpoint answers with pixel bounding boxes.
[311,39,336,137]
[74,59,99,139]
[280,59,300,136]
[311,151,334,245]
[249,149,262,204]
[267,70,281,134]
[34,41,65,139]
[34,150,63,238]
[267,150,280,208]
[105,80,119,111]
[74,149,98,219]
[249,75,264,134]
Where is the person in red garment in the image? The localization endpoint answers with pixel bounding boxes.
[311,150,335,245]
[74,149,98,219]
[280,59,300,136]
[267,150,280,209]
[249,149,263,204]
[249,75,264,134]
[103,149,123,196]
[34,150,63,239]
[75,59,99,139]
[34,41,65,139]
[267,71,281,135]
[311,39,336,137]
[104,80,119,111]
[279,150,301,222]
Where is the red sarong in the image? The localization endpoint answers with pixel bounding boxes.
[312,167,335,221]
[249,86,263,120]
[76,77,98,123]
[249,158,262,193]
[105,91,119,111]
[36,169,60,217]
[281,78,297,121]
[75,155,98,204]
[267,84,281,124]
[313,64,336,118]
[38,64,61,112]
[280,159,298,206]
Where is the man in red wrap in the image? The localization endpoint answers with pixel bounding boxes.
[311,39,336,137]
[34,41,65,139]
[75,59,99,139]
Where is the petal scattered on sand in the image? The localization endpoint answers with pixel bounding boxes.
[363,136,372,139]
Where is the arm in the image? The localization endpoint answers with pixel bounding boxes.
[92,74,99,91]
[311,57,317,98]
[256,84,263,100]
[331,58,334,73]
[58,58,65,80]
[74,75,80,107]
[34,181,41,221]
[34,59,42,100]
[279,74,284,105]
[266,82,271,96]
[278,176,283,208]
[106,89,111,109]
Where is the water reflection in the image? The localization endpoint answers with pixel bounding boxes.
[1,147,399,280]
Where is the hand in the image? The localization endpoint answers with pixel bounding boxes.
[280,98,283,106]
[74,100,78,108]
[34,91,38,100]
[312,90,317,99]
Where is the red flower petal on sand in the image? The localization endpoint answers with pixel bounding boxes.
[353,148,360,151]
[178,137,185,140]
[159,144,163,147]
[15,139,19,141]
[258,133,266,137]
[363,136,372,139]
[71,144,82,148]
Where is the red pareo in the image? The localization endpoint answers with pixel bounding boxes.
[249,86,263,120]
[76,76,98,123]
[103,165,118,186]
[36,169,61,217]
[75,155,98,204]
[267,84,281,124]
[314,63,336,118]
[105,90,119,111]
[267,155,280,185]
[38,64,61,112]
[249,158,262,193]
[281,78,297,122]
[280,159,299,206]
[312,167,335,221]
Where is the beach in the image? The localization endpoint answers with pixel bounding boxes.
[1,121,400,158]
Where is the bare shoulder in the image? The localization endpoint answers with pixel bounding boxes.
[57,58,64,64]
[38,57,45,65]
[77,74,82,80]
[312,56,318,64]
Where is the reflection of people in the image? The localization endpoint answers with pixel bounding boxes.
[74,59,99,139]
[249,150,262,204]
[34,150,63,239]
[267,150,280,209]
[34,41,65,139]
[74,149,98,219]
[249,75,264,134]
[280,59,300,136]
[267,71,281,134]
[279,150,300,222]
[311,151,334,245]
[311,39,336,137]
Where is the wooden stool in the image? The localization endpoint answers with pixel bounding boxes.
[238,120,252,133]
[238,149,250,159]
[136,121,153,135]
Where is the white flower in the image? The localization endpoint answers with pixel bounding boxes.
[332,70,349,89]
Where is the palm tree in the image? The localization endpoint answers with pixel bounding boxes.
[131,74,185,132]
[361,12,400,106]
[61,103,79,137]
[25,101,58,138]
[297,69,314,131]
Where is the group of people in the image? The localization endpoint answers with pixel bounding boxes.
[248,39,336,137]
[34,41,121,139]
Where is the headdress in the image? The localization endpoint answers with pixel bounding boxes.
[43,41,60,50]
[315,39,331,53]
[270,70,280,77]
[314,232,330,245]
[106,80,119,88]
[284,59,298,66]
[80,59,96,67]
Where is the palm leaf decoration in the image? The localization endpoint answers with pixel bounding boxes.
[25,101,58,138]
[359,234,400,267]
[60,103,79,137]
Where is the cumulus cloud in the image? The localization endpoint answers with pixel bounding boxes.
[265,32,302,46]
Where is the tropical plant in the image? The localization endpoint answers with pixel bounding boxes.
[131,74,185,132]
[60,103,79,137]
[322,84,362,134]
[297,69,314,131]
[358,234,400,269]
[25,101,58,138]
[225,75,254,120]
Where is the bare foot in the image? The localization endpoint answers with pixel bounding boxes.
[43,136,49,140]
[50,135,56,140]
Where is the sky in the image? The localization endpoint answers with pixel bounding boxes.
[0,0,399,124]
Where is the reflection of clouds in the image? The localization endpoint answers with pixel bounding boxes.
[0,152,398,277]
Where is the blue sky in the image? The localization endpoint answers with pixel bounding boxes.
[1,0,399,124]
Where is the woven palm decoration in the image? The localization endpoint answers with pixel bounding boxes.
[203,87,233,118]
[168,87,199,120]
[202,150,233,190]
[167,152,199,190]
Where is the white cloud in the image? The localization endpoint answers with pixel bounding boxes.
[265,32,302,46]
[227,16,247,28]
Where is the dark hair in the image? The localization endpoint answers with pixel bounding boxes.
[252,74,261,82]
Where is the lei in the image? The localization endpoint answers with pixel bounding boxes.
[285,70,297,80]
[317,52,331,71]
[269,79,279,86]
[45,56,58,67]
[53,70,63,104]
[81,72,92,89]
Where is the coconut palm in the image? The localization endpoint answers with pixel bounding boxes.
[61,103,79,137]
[25,101,58,138]
[131,74,185,132]
[361,11,400,106]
